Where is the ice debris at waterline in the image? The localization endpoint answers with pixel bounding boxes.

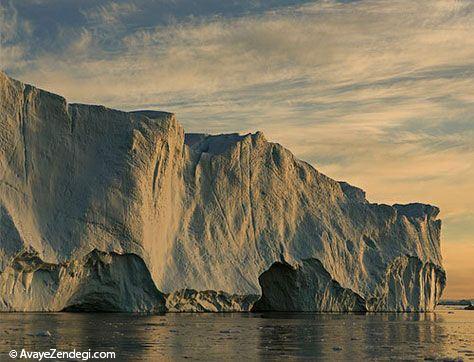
[0,72,445,312]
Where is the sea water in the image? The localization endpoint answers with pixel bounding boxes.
[1,307,472,360]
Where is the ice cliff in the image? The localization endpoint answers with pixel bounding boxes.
[0,72,445,312]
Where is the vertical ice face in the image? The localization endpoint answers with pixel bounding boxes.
[0,72,445,312]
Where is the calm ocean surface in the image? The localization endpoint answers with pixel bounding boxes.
[1,306,473,361]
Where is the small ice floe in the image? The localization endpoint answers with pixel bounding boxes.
[36,330,52,337]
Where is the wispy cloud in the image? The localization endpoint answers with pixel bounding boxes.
[81,1,138,25]
[1,0,473,297]
[0,1,32,68]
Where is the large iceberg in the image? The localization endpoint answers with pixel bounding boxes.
[0,72,445,312]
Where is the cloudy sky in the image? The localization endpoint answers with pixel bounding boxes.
[1,0,473,298]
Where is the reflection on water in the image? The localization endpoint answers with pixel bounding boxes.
[0,307,473,360]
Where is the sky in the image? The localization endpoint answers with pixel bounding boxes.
[1,0,473,299]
